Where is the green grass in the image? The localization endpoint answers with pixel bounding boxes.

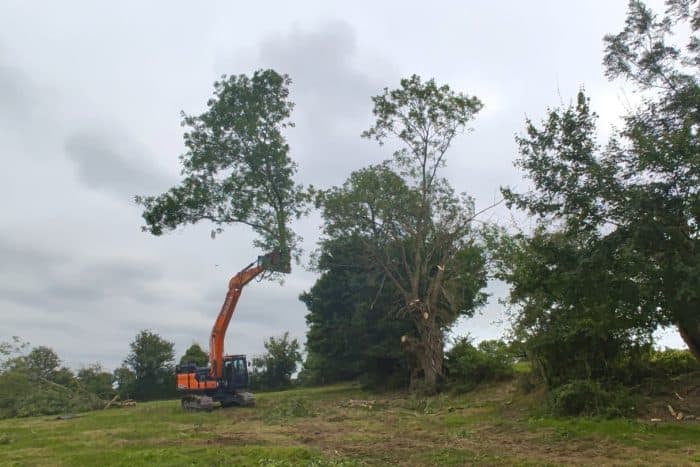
[1,381,698,466]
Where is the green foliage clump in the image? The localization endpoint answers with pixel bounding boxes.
[121,330,176,401]
[251,332,302,391]
[77,364,115,400]
[647,348,700,377]
[179,343,208,367]
[547,380,637,418]
[0,343,102,419]
[136,69,309,266]
[299,236,413,390]
[444,338,515,392]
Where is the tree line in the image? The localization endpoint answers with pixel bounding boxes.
[297,0,700,401]
[0,331,302,418]
[134,0,699,399]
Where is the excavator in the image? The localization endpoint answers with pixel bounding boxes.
[175,250,289,410]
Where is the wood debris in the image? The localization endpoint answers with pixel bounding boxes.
[666,403,695,421]
[668,404,679,419]
[104,394,136,409]
[341,399,376,409]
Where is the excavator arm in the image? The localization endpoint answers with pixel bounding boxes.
[208,251,285,379]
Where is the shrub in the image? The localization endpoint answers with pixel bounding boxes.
[0,370,102,419]
[548,380,637,418]
[648,348,700,377]
[444,338,515,392]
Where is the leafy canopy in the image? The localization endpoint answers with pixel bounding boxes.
[251,332,302,390]
[123,330,176,400]
[136,69,308,266]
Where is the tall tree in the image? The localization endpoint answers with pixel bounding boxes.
[318,75,489,391]
[299,235,414,387]
[135,69,308,267]
[123,330,175,400]
[502,0,700,361]
[602,0,700,359]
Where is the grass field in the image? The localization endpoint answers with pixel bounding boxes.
[1,381,699,466]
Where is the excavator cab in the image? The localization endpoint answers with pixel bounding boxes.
[223,355,249,389]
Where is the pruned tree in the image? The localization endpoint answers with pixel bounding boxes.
[135,69,308,269]
[318,75,489,391]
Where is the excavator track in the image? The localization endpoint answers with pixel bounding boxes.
[234,391,256,407]
[181,395,214,411]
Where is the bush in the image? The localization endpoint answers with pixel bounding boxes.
[648,348,700,377]
[444,338,515,392]
[0,371,102,419]
[548,380,637,418]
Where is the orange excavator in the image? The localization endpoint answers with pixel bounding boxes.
[176,251,289,410]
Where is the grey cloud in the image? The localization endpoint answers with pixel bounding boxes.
[0,64,37,119]
[257,21,380,118]
[64,127,173,200]
[0,234,163,311]
[0,47,68,157]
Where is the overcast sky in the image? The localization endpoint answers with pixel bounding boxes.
[0,0,683,371]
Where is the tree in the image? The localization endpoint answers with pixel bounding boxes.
[489,225,654,386]
[0,341,101,418]
[22,346,60,380]
[602,0,700,360]
[77,364,115,399]
[179,343,208,367]
[113,365,136,400]
[502,0,700,362]
[135,69,308,268]
[0,336,28,371]
[251,332,302,390]
[299,235,414,388]
[444,337,514,391]
[318,75,489,391]
[123,330,175,400]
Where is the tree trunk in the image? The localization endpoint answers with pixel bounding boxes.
[402,328,443,393]
[419,352,440,393]
[678,321,700,362]
[414,325,443,393]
